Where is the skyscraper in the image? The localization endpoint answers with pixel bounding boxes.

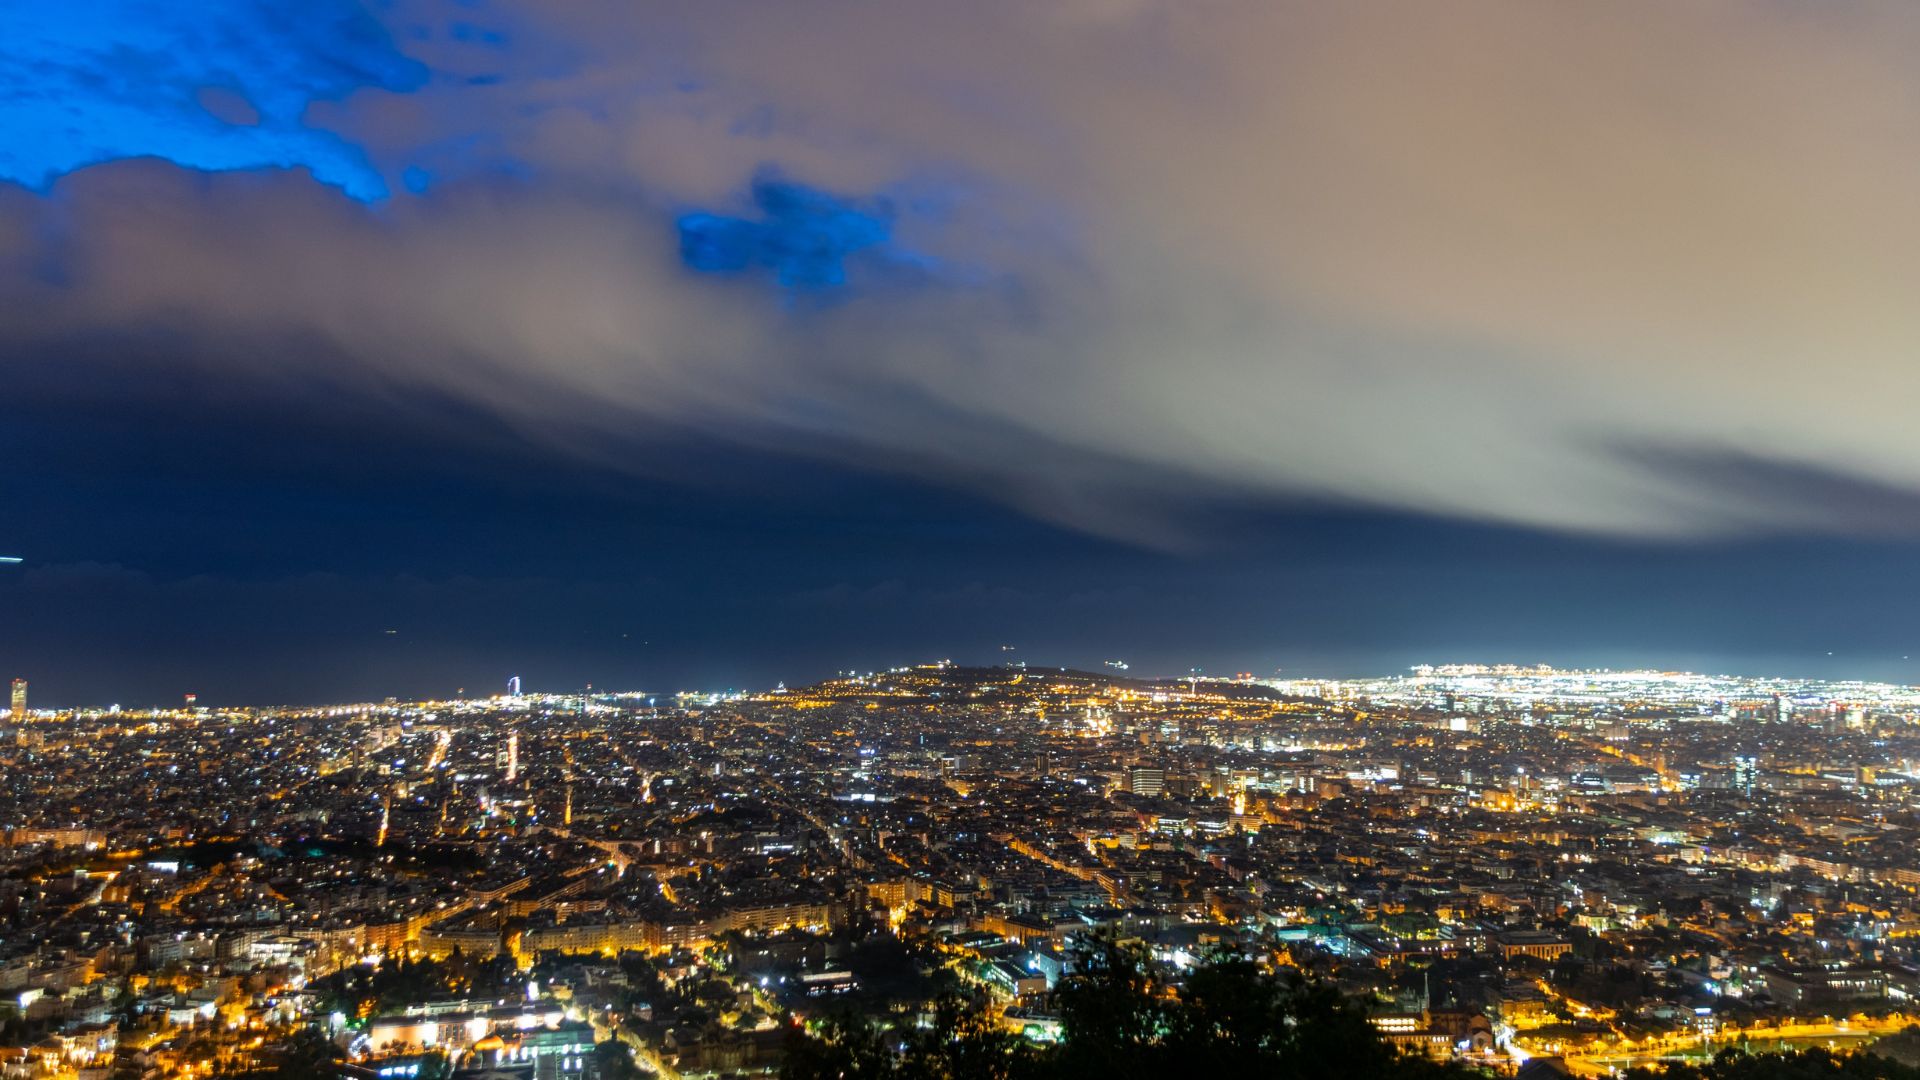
[9,678,24,720]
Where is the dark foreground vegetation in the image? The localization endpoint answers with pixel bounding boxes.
[783,941,1920,1080]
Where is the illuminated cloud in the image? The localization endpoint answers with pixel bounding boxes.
[8,1,1920,545]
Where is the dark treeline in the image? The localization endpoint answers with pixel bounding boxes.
[783,939,1476,1080]
[784,941,1920,1080]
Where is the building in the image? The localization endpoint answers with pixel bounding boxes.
[1370,1013,1453,1060]
[984,960,1048,998]
[9,679,23,720]
[1763,966,1888,1007]
[1127,765,1166,798]
[466,1020,594,1080]
[1496,931,1572,962]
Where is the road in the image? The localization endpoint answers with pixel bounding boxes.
[1561,1017,1912,1076]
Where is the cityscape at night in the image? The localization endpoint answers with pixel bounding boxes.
[7,663,1920,1078]
[12,1,1920,1079]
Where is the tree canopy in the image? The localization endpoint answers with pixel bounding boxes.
[782,939,1475,1080]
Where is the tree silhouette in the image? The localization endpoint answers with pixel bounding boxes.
[784,940,1475,1080]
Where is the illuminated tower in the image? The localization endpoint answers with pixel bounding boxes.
[505,732,519,784]
[9,678,24,720]
[508,675,522,697]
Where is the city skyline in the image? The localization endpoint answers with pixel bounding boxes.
[16,657,1920,715]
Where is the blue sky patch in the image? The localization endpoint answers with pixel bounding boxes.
[678,172,901,290]
[0,0,427,201]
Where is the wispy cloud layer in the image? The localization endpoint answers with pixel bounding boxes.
[7,1,1920,544]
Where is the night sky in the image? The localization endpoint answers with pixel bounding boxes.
[6,1,1920,705]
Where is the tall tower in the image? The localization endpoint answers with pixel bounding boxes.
[9,679,24,720]
[505,732,519,784]
[508,675,522,697]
